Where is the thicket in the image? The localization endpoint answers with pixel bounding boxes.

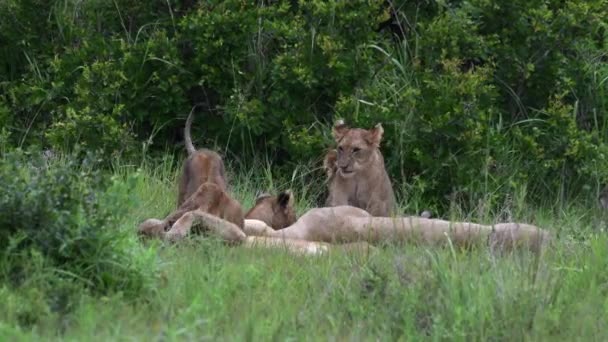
[0,149,158,325]
[1,0,607,209]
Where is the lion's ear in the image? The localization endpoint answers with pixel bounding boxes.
[366,123,384,147]
[332,119,349,141]
[277,190,294,208]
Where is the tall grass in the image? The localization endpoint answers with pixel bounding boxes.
[0,155,607,340]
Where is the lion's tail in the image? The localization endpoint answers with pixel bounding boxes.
[184,107,197,155]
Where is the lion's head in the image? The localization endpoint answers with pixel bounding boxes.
[332,120,384,178]
[245,190,297,230]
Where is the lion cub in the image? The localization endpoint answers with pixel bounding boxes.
[325,148,432,218]
[176,109,228,207]
[138,187,297,239]
[324,120,396,216]
[138,182,244,240]
[245,191,297,230]
[139,109,298,240]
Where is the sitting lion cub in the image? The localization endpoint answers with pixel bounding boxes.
[324,120,396,216]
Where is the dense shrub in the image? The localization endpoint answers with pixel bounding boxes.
[0,150,157,298]
[1,0,607,207]
[1,0,385,160]
[335,0,608,208]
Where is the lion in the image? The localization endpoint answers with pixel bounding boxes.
[138,182,243,240]
[176,109,228,207]
[324,146,433,219]
[138,186,298,240]
[158,206,551,255]
[324,120,396,216]
[243,206,551,254]
[245,191,297,230]
[148,209,375,256]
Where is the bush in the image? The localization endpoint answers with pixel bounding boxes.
[2,0,607,208]
[335,0,608,210]
[0,150,158,298]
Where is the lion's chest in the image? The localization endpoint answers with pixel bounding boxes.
[341,177,372,208]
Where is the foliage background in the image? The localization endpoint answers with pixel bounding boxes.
[1,0,607,210]
[1,1,608,337]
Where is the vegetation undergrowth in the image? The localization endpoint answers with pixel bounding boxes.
[2,0,607,209]
[1,0,607,339]
[0,154,607,340]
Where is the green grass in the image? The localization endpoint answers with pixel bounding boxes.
[1,159,608,341]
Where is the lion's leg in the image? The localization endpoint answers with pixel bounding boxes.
[165,209,247,244]
[165,211,197,242]
[137,218,167,239]
[243,236,330,256]
[189,210,246,243]
[164,209,233,242]
[242,219,280,237]
[241,237,375,256]
[164,208,191,228]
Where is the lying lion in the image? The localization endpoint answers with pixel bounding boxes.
[140,205,551,256]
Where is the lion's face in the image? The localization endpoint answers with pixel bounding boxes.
[332,122,384,178]
[245,190,297,230]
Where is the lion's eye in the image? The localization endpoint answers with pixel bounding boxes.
[338,146,344,152]
[353,147,361,153]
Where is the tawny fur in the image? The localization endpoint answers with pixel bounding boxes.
[140,182,244,241]
[138,187,298,240]
[325,147,432,218]
[242,236,376,256]
[244,191,297,230]
[140,209,374,256]
[143,206,550,255]
[165,210,246,244]
[324,121,396,216]
[323,149,338,180]
[177,109,228,207]
[241,206,551,254]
